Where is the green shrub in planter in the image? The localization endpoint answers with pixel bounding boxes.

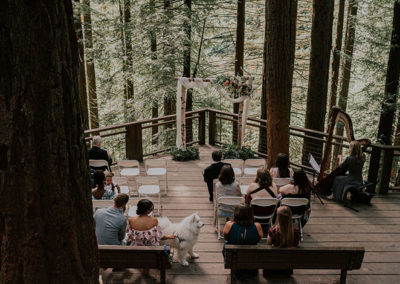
[221,144,255,160]
[171,146,200,161]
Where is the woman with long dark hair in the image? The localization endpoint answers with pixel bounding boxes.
[279,169,311,198]
[223,204,263,279]
[215,165,242,217]
[270,153,293,178]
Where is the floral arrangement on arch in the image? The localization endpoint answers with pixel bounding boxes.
[215,75,253,97]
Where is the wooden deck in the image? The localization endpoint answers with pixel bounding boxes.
[102,145,400,283]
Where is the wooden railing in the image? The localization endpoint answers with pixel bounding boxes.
[84,108,400,195]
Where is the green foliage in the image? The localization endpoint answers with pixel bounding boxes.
[170,146,199,161]
[221,144,255,160]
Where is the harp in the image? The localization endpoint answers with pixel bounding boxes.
[316,106,371,195]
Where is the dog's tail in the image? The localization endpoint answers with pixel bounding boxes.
[157,217,172,230]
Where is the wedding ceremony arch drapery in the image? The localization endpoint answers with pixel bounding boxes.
[175,76,254,149]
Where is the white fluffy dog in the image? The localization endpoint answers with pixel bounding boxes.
[158,213,204,266]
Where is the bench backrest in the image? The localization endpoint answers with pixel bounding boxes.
[99,245,171,269]
[225,245,364,270]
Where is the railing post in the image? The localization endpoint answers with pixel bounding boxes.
[379,147,394,194]
[199,110,206,145]
[126,123,143,161]
[367,145,381,193]
[209,110,216,145]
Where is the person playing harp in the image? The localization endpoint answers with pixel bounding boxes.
[327,141,365,201]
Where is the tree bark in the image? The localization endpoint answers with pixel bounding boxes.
[123,0,134,122]
[81,0,99,129]
[258,0,268,154]
[74,0,89,130]
[183,0,193,143]
[233,0,245,145]
[331,0,358,169]
[266,0,297,168]
[0,0,99,282]
[375,0,400,146]
[302,0,334,165]
[150,0,158,145]
[328,0,346,113]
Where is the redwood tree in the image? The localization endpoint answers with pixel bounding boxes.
[81,0,99,129]
[233,0,245,144]
[327,0,346,113]
[0,0,99,282]
[332,0,358,169]
[266,0,297,168]
[302,0,334,164]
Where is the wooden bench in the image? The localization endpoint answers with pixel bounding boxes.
[98,245,172,284]
[225,245,364,284]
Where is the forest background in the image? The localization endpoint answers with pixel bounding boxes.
[74,0,397,166]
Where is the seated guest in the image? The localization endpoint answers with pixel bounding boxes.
[279,169,311,226]
[215,165,242,218]
[264,206,301,277]
[127,199,175,246]
[223,204,263,279]
[203,150,228,202]
[105,171,121,195]
[279,169,311,198]
[94,193,129,245]
[246,167,277,203]
[92,170,114,200]
[270,153,293,178]
[330,141,365,201]
[88,135,112,170]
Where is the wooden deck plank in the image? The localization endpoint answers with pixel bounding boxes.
[102,145,400,283]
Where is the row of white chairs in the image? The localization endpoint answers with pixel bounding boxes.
[223,158,265,176]
[90,159,168,216]
[214,196,309,240]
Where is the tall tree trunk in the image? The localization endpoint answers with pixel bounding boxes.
[375,0,400,146]
[302,0,334,165]
[328,0,346,113]
[150,0,159,145]
[119,0,134,122]
[258,0,268,154]
[81,0,99,129]
[394,113,400,186]
[0,0,99,282]
[266,0,297,168]
[370,0,400,192]
[124,0,134,121]
[163,0,175,117]
[183,0,193,143]
[233,0,245,145]
[74,0,89,130]
[331,0,358,169]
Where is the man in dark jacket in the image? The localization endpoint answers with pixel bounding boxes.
[88,135,112,170]
[203,150,228,202]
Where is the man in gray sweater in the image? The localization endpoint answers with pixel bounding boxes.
[94,194,129,245]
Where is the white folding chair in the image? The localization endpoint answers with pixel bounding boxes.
[145,159,168,195]
[250,198,279,238]
[112,177,131,196]
[273,178,291,191]
[222,159,244,177]
[280,198,309,239]
[117,160,140,177]
[239,177,255,195]
[215,196,244,240]
[136,176,161,216]
[89,159,110,171]
[243,159,265,176]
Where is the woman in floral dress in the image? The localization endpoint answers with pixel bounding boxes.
[127,199,175,246]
